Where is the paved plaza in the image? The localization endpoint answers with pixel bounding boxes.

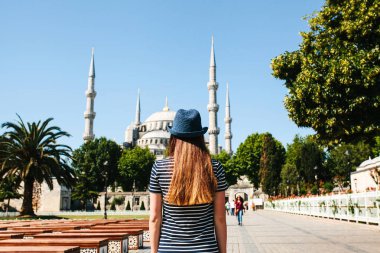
[133,210,380,253]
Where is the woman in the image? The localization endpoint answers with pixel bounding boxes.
[149,109,228,253]
[235,196,244,226]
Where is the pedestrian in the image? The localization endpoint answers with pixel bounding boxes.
[149,109,228,253]
[235,196,244,225]
[225,201,230,215]
[230,199,235,216]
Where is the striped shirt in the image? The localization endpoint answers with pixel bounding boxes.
[149,158,228,253]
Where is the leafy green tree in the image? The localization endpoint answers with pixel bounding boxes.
[259,134,285,196]
[234,133,265,188]
[326,141,371,190]
[281,135,326,195]
[234,132,285,193]
[0,116,75,216]
[372,137,380,157]
[71,137,121,209]
[212,150,240,186]
[271,0,380,146]
[118,146,155,191]
[0,175,22,214]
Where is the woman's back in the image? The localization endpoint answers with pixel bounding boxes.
[150,157,228,252]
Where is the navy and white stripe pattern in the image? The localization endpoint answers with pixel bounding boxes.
[149,158,228,253]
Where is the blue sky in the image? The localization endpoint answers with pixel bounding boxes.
[0,0,325,151]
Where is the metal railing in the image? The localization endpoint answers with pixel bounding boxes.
[264,191,380,225]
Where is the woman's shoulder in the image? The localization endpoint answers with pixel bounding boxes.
[211,159,223,171]
[155,157,174,168]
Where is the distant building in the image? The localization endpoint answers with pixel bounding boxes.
[350,156,380,192]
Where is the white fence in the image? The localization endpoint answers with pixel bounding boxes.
[264,191,380,225]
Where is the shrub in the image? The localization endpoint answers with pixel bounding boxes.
[311,186,319,195]
[140,201,145,210]
[299,187,307,195]
[126,200,131,210]
[323,182,334,193]
[110,201,116,211]
[113,196,125,206]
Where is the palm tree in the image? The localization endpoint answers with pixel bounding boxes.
[0,116,75,216]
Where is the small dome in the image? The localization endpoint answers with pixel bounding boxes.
[144,110,176,123]
[357,156,380,170]
[141,130,170,139]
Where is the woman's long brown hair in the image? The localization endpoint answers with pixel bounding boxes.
[166,135,217,205]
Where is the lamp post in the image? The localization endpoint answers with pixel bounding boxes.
[314,166,319,195]
[354,178,358,193]
[131,179,136,212]
[103,161,108,220]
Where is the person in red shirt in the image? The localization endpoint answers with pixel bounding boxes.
[235,196,244,225]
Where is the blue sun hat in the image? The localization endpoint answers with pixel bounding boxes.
[168,109,208,138]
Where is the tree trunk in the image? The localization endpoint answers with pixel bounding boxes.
[20,177,35,216]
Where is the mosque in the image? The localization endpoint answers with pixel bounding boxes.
[84,36,233,157]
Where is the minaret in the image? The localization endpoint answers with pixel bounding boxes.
[224,82,233,155]
[83,48,96,142]
[163,96,169,112]
[207,36,220,155]
[134,89,141,127]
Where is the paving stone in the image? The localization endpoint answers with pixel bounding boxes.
[132,210,380,253]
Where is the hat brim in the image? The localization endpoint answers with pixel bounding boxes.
[167,126,208,138]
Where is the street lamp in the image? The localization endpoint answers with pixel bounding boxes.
[354,178,358,193]
[131,179,136,212]
[103,161,108,220]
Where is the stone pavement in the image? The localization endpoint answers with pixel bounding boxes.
[132,210,380,253]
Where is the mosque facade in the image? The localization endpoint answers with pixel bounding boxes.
[121,36,233,157]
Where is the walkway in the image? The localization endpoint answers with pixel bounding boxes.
[133,210,380,253]
[227,210,380,253]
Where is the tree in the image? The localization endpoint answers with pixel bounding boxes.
[234,132,285,193]
[71,137,121,210]
[372,136,380,157]
[0,116,75,216]
[281,135,326,196]
[118,146,155,191]
[234,133,265,188]
[0,175,22,215]
[259,135,285,196]
[271,0,380,146]
[326,141,371,190]
[211,150,240,186]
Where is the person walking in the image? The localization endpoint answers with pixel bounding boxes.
[149,109,228,253]
[230,199,235,216]
[225,201,230,215]
[235,196,244,225]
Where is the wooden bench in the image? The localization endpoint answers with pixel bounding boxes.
[92,224,150,242]
[0,246,80,253]
[0,238,108,253]
[33,232,129,253]
[65,228,143,250]
[0,233,24,239]
[0,229,53,237]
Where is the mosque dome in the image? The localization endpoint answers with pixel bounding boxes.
[132,98,176,158]
[145,110,176,123]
